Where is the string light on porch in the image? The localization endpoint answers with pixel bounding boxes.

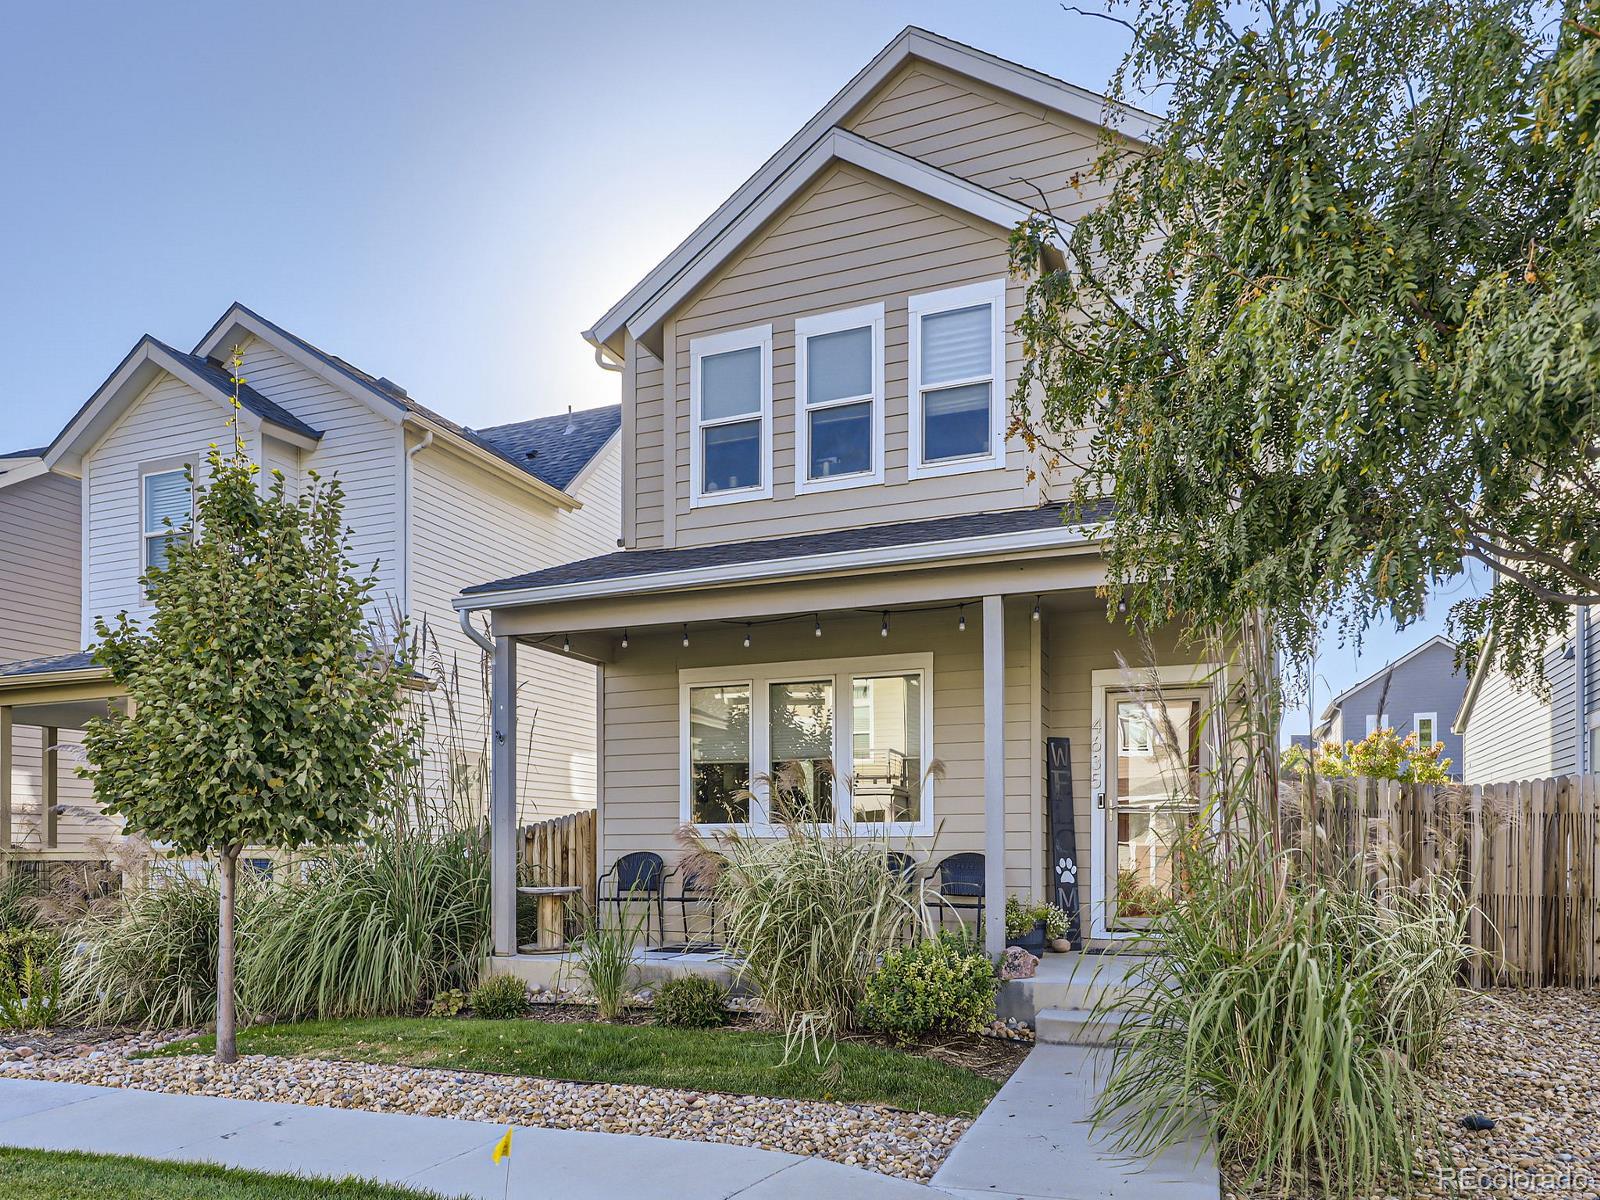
[681,624,690,648]
[1032,596,1041,622]
[743,624,752,648]
[813,614,822,638]
[621,629,629,649]
[958,604,966,632]
[562,634,571,653]
[880,611,890,638]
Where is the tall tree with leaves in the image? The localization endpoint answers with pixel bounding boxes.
[83,381,410,1062]
[1012,0,1600,688]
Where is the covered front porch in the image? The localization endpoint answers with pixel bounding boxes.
[461,520,1217,965]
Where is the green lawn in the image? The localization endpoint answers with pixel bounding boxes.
[0,1149,455,1199]
[156,1017,998,1116]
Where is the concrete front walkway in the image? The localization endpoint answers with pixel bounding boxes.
[932,1045,1218,1200]
[0,1079,935,1199]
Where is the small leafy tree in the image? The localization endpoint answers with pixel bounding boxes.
[1283,729,1452,783]
[83,420,409,1061]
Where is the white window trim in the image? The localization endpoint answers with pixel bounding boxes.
[793,303,884,494]
[1364,713,1390,738]
[689,324,773,508]
[679,652,934,837]
[907,277,1007,480]
[1413,712,1438,744]
[139,459,194,585]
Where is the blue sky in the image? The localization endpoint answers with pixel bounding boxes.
[0,0,1477,729]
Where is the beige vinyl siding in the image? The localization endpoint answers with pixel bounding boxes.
[0,470,99,852]
[1463,632,1580,783]
[656,162,1032,548]
[234,337,405,611]
[630,341,666,548]
[409,435,620,819]
[843,61,1114,223]
[601,600,1039,895]
[82,373,264,632]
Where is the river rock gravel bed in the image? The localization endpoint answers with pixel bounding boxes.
[0,1047,968,1181]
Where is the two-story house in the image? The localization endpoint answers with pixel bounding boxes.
[0,303,620,861]
[454,27,1212,961]
[1453,610,1599,783]
[1313,636,1466,778]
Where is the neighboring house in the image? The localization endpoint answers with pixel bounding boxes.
[455,27,1214,960]
[0,303,621,860]
[1454,610,1599,783]
[1313,635,1466,777]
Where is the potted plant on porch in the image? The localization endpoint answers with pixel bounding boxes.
[1004,897,1048,956]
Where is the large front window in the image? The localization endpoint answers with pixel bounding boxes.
[691,326,771,505]
[681,654,931,831]
[909,278,1005,478]
[689,683,751,824]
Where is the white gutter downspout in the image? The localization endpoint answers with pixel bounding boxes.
[1577,606,1590,773]
[459,605,495,655]
[593,345,623,373]
[399,430,433,617]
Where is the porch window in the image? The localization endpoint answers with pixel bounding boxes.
[690,325,771,506]
[680,653,932,833]
[142,467,192,572]
[848,673,922,823]
[688,683,751,823]
[769,679,834,820]
[795,304,883,492]
[908,278,1006,478]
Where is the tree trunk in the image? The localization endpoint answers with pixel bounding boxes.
[217,847,239,1065]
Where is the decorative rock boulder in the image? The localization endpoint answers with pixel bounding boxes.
[999,945,1039,980]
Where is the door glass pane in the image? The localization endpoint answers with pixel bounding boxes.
[1114,698,1200,918]
[923,382,991,461]
[920,304,991,384]
[849,674,922,822]
[702,419,761,493]
[808,400,871,479]
[770,680,834,821]
[690,684,750,823]
[807,326,872,403]
[699,346,762,420]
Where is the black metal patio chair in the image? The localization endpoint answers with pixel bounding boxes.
[674,862,721,951]
[597,851,670,946]
[933,851,985,935]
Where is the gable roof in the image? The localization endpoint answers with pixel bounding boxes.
[0,448,49,491]
[192,304,607,504]
[476,405,621,491]
[1318,635,1459,725]
[44,335,324,476]
[586,25,1157,357]
[621,129,1061,352]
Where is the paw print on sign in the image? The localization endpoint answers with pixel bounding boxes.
[1056,857,1076,883]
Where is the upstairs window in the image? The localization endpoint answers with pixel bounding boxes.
[908,278,1006,478]
[141,467,192,573]
[690,325,771,506]
[795,303,884,492]
[1364,713,1390,738]
[1414,713,1438,747]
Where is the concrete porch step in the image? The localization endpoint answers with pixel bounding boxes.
[1034,1006,1134,1046]
[998,950,1152,1025]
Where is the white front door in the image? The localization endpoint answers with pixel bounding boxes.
[1102,688,1209,930]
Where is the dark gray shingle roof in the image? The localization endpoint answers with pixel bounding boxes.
[463,501,1107,597]
[475,406,621,491]
[0,651,99,678]
[215,305,614,494]
[0,447,46,460]
[150,341,323,442]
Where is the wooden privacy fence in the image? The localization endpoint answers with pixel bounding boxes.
[1283,774,1600,989]
[519,809,597,910]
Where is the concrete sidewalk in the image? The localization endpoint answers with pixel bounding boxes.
[932,1045,1218,1200]
[0,1079,937,1199]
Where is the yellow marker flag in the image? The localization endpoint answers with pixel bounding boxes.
[492,1126,513,1164]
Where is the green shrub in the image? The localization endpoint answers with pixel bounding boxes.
[469,974,529,1020]
[0,952,60,1030]
[428,988,468,1018]
[860,932,997,1043]
[1004,896,1046,940]
[62,870,235,1027]
[652,975,730,1028]
[0,928,61,987]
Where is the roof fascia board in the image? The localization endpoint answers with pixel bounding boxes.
[1320,634,1459,720]
[193,306,404,425]
[624,129,1045,346]
[0,459,50,491]
[586,25,1148,353]
[44,339,263,477]
[455,523,1101,612]
[402,415,580,512]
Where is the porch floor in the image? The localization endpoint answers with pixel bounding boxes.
[486,947,742,994]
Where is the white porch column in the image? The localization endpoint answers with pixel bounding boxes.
[0,706,11,852]
[982,594,1006,958]
[41,726,57,849]
[490,635,519,956]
